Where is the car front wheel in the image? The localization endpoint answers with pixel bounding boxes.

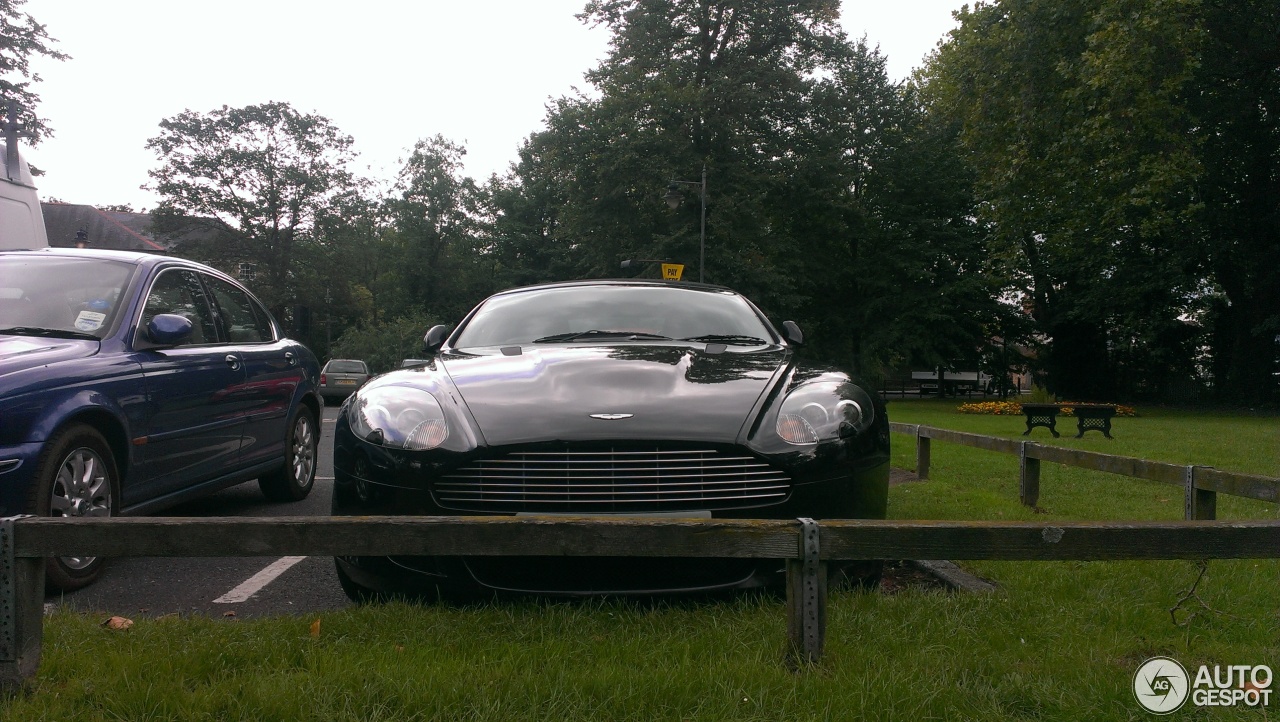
[335,559,385,604]
[258,406,318,502]
[28,424,117,592]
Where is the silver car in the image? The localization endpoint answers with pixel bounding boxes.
[320,359,370,400]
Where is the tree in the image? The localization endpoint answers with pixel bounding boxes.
[923,0,1279,401]
[482,137,576,290]
[294,190,388,358]
[385,136,488,321]
[0,0,68,145]
[330,311,438,375]
[779,41,1003,376]
[1185,0,1280,401]
[921,0,1199,399]
[492,0,997,378]
[146,102,360,320]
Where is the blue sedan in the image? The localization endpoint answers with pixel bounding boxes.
[0,249,322,590]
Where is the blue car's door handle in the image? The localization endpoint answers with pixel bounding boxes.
[225,354,241,371]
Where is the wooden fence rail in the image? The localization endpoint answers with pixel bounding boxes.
[890,423,1280,518]
[4,515,1280,688]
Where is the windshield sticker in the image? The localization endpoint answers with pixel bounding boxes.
[74,311,107,332]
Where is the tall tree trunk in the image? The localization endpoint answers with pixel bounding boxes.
[1044,320,1114,401]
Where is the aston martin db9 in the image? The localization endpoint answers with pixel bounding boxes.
[331,280,889,600]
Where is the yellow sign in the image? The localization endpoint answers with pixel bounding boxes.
[661,263,684,281]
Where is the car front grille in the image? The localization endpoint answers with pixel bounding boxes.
[433,447,791,513]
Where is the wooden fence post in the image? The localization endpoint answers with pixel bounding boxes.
[786,518,826,665]
[1019,442,1041,508]
[1185,466,1217,520]
[916,427,931,480]
[0,516,42,690]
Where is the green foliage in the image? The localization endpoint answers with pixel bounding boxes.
[0,0,69,145]
[329,311,440,375]
[119,0,1277,403]
[297,193,391,358]
[384,135,493,322]
[921,0,1279,401]
[1026,385,1058,404]
[489,0,998,378]
[146,102,361,320]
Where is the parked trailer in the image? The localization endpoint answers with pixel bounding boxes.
[1,107,49,251]
[910,369,992,396]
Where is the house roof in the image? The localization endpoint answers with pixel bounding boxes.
[40,202,225,253]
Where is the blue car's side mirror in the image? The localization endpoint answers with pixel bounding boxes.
[147,314,194,347]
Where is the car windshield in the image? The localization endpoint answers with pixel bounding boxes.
[453,285,776,348]
[327,360,367,373]
[0,255,136,339]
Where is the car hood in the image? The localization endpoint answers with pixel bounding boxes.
[0,335,99,381]
[440,344,791,445]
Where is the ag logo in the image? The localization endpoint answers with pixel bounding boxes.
[1134,657,1190,714]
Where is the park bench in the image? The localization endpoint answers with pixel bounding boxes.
[1020,403,1062,437]
[1021,403,1117,439]
[1068,404,1117,439]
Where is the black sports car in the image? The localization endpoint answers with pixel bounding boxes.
[332,280,889,599]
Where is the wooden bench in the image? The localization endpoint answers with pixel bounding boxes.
[1021,403,1118,439]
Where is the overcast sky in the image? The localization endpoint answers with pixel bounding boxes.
[20,0,965,213]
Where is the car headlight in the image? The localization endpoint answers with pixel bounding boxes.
[775,381,875,445]
[348,385,449,451]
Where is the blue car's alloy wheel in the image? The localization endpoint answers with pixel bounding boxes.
[29,424,117,591]
[259,407,318,502]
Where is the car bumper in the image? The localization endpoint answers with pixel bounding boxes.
[332,455,889,598]
[0,441,43,517]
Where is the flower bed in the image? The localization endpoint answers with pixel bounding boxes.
[957,401,1137,417]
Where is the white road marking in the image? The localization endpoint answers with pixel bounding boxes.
[317,476,334,480]
[214,556,308,603]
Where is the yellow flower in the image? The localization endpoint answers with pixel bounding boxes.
[955,400,1138,417]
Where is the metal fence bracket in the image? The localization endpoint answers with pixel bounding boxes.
[1184,465,1217,520]
[0,515,41,689]
[0,515,27,662]
[786,517,827,665]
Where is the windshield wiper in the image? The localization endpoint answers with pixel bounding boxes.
[0,326,101,341]
[680,334,769,345]
[532,330,672,343]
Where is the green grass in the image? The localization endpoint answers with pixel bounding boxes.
[4,399,1277,721]
[889,397,1280,478]
[886,398,1280,522]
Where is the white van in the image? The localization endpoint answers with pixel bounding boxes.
[1,133,49,250]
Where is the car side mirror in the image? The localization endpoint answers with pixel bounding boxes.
[423,324,449,355]
[781,320,804,346]
[146,313,194,347]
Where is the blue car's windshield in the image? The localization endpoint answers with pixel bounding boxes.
[0,255,136,339]
[454,285,777,348]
